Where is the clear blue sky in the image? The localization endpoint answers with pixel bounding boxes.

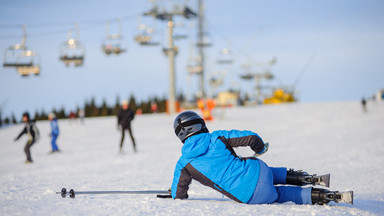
[1,0,384,120]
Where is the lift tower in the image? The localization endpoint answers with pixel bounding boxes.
[144,3,197,114]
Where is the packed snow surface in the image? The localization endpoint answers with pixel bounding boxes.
[1,101,383,215]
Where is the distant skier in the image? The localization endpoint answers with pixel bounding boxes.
[117,100,136,153]
[48,113,60,153]
[170,111,353,205]
[14,112,40,163]
[361,97,367,112]
[78,109,85,124]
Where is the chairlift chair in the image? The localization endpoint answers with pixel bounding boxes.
[240,73,255,80]
[59,38,85,67]
[3,46,41,76]
[102,35,127,55]
[186,57,202,74]
[101,21,127,55]
[3,46,32,67]
[217,48,234,64]
[196,35,212,47]
[134,25,160,46]
[173,22,188,40]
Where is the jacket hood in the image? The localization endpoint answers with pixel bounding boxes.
[181,133,210,159]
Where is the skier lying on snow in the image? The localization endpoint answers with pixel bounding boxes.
[171,111,352,205]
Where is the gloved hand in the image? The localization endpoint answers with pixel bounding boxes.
[253,142,269,157]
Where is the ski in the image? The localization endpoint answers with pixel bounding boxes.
[304,174,330,187]
[57,188,171,198]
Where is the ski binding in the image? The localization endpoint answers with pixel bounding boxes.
[304,174,330,187]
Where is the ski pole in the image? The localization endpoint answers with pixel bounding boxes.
[57,188,171,198]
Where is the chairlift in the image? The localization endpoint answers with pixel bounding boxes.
[209,77,224,87]
[134,24,160,46]
[240,73,254,80]
[162,46,178,56]
[186,56,202,74]
[3,25,41,76]
[196,34,212,47]
[173,22,188,40]
[263,70,274,80]
[16,50,40,76]
[217,48,234,64]
[101,21,127,55]
[59,25,85,67]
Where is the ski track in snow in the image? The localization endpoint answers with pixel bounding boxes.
[0,101,383,215]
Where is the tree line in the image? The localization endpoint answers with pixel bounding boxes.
[0,94,186,126]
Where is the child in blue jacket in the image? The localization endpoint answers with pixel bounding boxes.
[48,113,60,153]
[171,111,350,205]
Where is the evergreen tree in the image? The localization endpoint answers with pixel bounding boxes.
[57,107,66,119]
[177,92,186,103]
[129,94,137,111]
[41,109,48,120]
[34,110,41,121]
[140,100,151,113]
[113,95,121,116]
[11,113,17,124]
[85,97,98,117]
[158,95,167,113]
[99,99,109,116]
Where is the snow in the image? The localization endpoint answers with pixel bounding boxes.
[1,101,383,215]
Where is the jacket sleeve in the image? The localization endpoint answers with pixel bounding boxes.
[171,161,192,199]
[15,126,27,140]
[116,110,122,125]
[217,130,265,154]
[129,109,135,121]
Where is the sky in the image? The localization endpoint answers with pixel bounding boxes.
[1,0,384,119]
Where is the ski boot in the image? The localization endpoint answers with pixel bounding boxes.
[311,188,353,205]
[286,169,330,187]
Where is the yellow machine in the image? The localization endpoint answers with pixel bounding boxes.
[263,88,296,104]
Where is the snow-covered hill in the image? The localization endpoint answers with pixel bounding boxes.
[0,101,383,215]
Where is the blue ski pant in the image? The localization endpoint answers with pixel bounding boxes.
[51,135,59,151]
[247,159,312,205]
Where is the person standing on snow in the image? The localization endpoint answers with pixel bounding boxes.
[48,113,60,153]
[361,97,367,112]
[14,112,40,163]
[171,111,351,205]
[117,100,136,153]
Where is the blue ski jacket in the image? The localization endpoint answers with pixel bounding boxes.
[171,130,265,203]
[50,119,59,137]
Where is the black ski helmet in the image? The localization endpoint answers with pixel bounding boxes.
[22,112,30,120]
[174,111,209,143]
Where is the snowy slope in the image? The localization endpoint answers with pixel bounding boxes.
[0,101,383,216]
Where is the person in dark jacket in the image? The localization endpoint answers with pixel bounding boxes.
[171,111,350,205]
[117,100,136,153]
[14,112,39,163]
